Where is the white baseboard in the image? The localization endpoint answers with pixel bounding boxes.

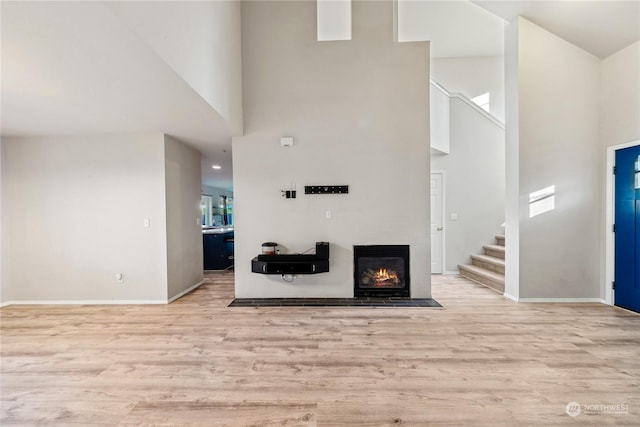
[0,280,206,308]
[444,270,460,275]
[168,280,205,303]
[503,293,518,302]
[0,299,167,307]
[515,297,605,304]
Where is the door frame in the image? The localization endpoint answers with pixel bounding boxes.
[605,139,640,306]
[431,170,446,275]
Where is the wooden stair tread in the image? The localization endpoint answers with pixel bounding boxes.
[461,234,506,292]
[458,264,505,284]
[471,254,505,267]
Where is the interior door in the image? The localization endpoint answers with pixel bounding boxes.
[431,173,444,274]
[615,145,640,312]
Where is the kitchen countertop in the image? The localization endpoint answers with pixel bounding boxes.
[202,227,234,234]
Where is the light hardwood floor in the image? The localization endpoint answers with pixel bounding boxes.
[1,273,639,426]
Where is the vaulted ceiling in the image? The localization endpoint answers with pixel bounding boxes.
[472,0,640,59]
[2,1,638,191]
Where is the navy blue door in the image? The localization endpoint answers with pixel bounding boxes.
[615,145,640,312]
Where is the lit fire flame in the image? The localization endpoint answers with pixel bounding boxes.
[376,268,398,283]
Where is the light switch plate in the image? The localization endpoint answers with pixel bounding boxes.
[280,137,294,147]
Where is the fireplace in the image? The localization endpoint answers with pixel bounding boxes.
[354,245,410,297]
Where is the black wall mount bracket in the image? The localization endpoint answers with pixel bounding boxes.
[304,185,349,195]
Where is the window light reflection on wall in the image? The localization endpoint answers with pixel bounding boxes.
[635,156,640,189]
[472,92,491,112]
[529,185,556,218]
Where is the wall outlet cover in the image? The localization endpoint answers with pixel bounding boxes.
[280,137,294,147]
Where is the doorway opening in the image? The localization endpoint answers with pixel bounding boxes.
[605,140,640,312]
[430,172,445,274]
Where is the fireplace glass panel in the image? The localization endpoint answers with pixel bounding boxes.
[357,257,406,289]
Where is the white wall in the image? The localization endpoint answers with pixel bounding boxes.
[504,18,520,300]
[431,56,505,121]
[599,41,640,297]
[516,18,601,299]
[0,138,4,303]
[601,41,640,148]
[430,82,450,154]
[105,1,243,135]
[397,0,503,58]
[164,135,203,300]
[234,0,430,298]
[431,98,505,272]
[2,133,168,302]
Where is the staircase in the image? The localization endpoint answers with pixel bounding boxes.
[458,235,505,293]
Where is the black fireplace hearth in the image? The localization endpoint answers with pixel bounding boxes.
[354,245,410,297]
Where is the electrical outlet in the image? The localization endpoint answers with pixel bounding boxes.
[143,218,150,228]
[325,210,332,219]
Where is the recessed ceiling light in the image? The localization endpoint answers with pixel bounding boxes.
[212,165,221,170]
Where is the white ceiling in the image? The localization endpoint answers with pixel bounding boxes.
[201,150,234,191]
[472,0,640,59]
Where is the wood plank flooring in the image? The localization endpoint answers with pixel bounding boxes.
[1,273,639,426]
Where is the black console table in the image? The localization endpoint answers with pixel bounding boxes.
[251,242,329,275]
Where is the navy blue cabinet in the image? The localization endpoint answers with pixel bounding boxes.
[203,231,234,270]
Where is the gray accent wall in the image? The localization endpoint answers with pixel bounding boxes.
[233,1,431,298]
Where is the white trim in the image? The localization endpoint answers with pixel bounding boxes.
[0,299,167,307]
[168,280,205,303]
[605,140,640,307]
[430,79,450,97]
[517,298,606,304]
[443,270,460,275]
[503,293,518,302]
[0,279,207,307]
[430,79,505,130]
[502,294,605,304]
[430,171,446,275]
